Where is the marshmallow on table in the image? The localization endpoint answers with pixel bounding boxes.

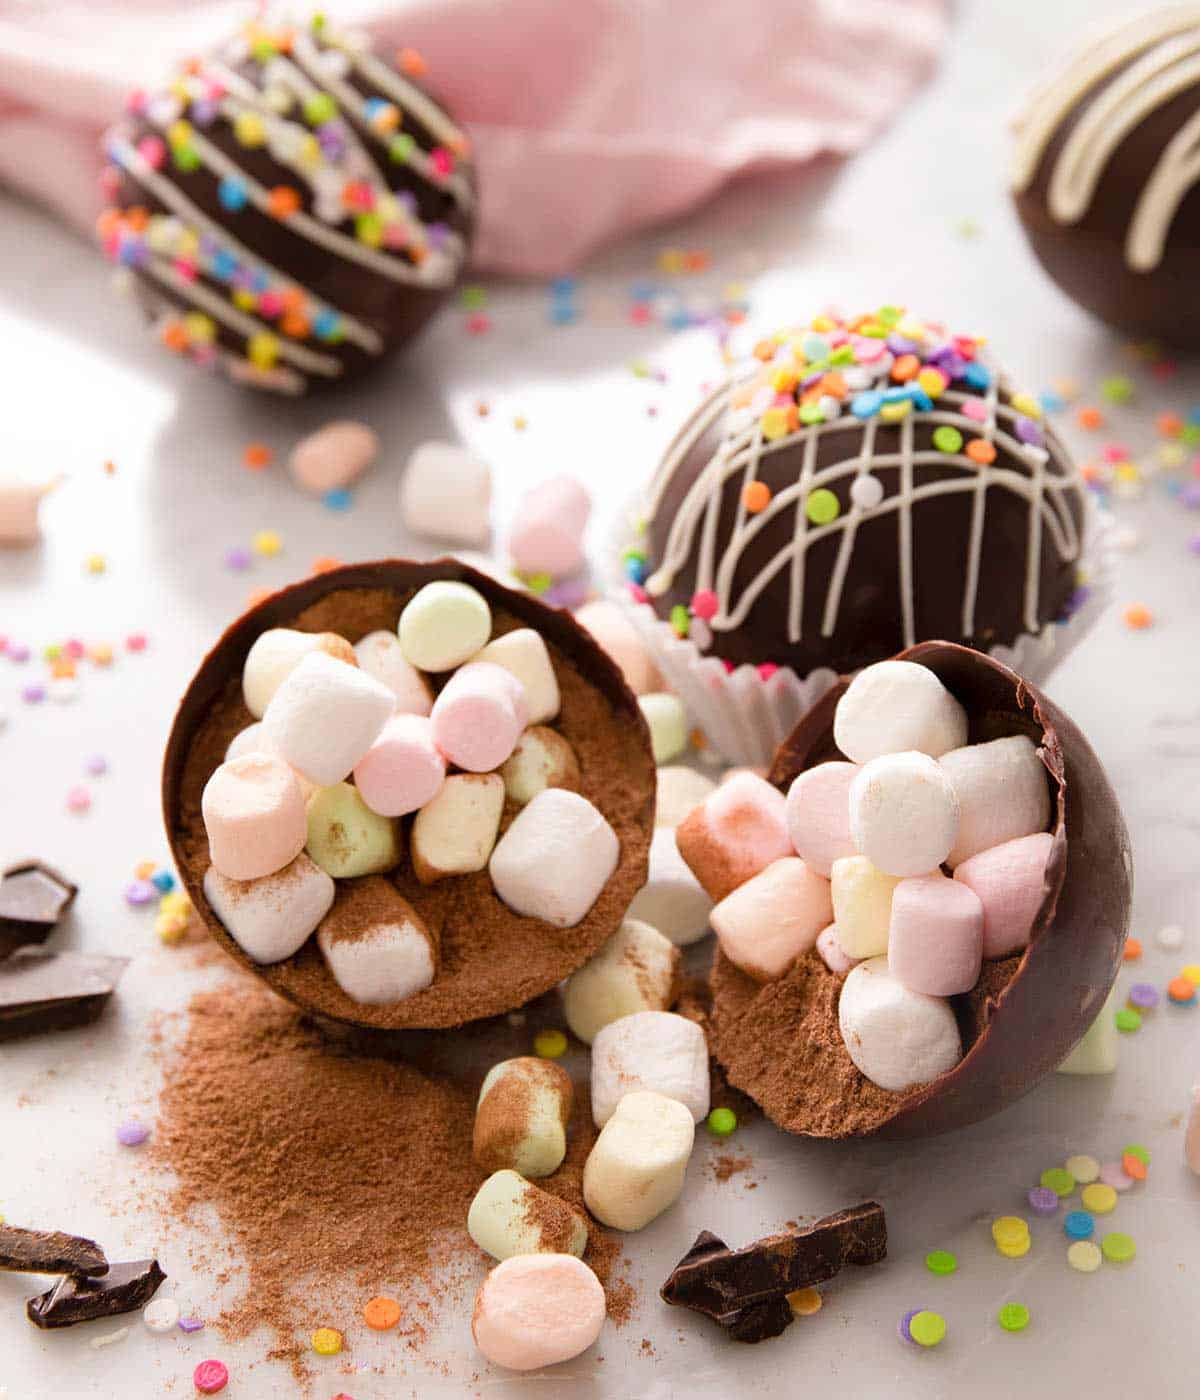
[574,600,662,695]
[785,761,857,877]
[473,1057,574,1178]
[562,917,680,1044]
[582,1090,695,1232]
[242,628,358,719]
[489,789,618,928]
[353,630,433,716]
[288,419,377,494]
[830,856,900,959]
[468,1170,588,1261]
[639,693,688,764]
[203,853,334,964]
[675,771,792,902]
[627,827,713,947]
[353,714,446,817]
[262,650,395,786]
[472,1254,605,1372]
[849,751,960,877]
[398,581,492,672]
[508,474,591,577]
[655,766,716,828]
[887,872,983,996]
[838,957,963,1091]
[712,857,832,983]
[1057,987,1119,1075]
[316,877,436,1004]
[939,735,1051,868]
[590,1010,709,1126]
[412,773,504,883]
[400,441,492,546]
[1184,1086,1200,1177]
[0,473,56,545]
[471,629,560,724]
[954,831,1054,958]
[430,661,528,772]
[201,754,308,881]
[833,659,968,764]
[499,726,581,806]
[306,782,400,878]
[816,924,860,977]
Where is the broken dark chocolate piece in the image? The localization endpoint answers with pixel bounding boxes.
[0,948,128,1041]
[0,1224,108,1278]
[26,1259,165,1329]
[660,1202,887,1341]
[0,861,77,959]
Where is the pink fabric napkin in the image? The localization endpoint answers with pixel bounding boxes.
[0,0,948,275]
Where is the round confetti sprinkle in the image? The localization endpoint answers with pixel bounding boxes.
[1040,1167,1075,1197]
[1128,983,1159,1010]
[1168,976,1196,1003]
[849,474,884,509]
[225,546,252,571]
[787,1286,822,1316]
[1156,924,1185,951]
[252,530,282,557]
[1080,1183,1117,1215]
[323,488,352,511]
[311,1327,342,1355]
[1123,1142,1150,1166]
[143,1297,180,1333]
[179,1315,205,1333]
[1063,1210,1094,1241]
[997,1236,1031,1259]
[1027,1186,1059,1216]
[193,1359,229,1394]
[117,1120,150,1147]
[126,633,148,653]
[242,443,273,470]
[898,1308,920,1344]
[908,1310,946,1347]
[21,684,45,704]
[85,755,108,777]
[1064,1154,1099,1184]
[66,786,91,813]
[151,870,175,893]
[533,1028,567,1059]
[991,1216,1030,1251]
[1115,1007,1141,1033]
[997,1302,1030,1333]
[932,425,963,454]
[1067,1240,1103,1273]
[706,1107,737,1137]
[1099,1161,1134,1192]
[1101,1232,1136,1263]
[125,880,156,906]
[363,1296,401,1331]
[1122,937,1142,961]
[85,553,107,575]
[925,1250,957,1275]
[1120,1152,1147,1181]
[1122,603,1153,630]
[805,488,840,525]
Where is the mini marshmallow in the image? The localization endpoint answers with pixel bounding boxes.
[590,1010,709,1126]
[353,713,446,817]
[0,472,56,545]
[838,957,963,1091]
[1057,988,1119,1075]
[201,754,308,881]
[242,628,358,719]
[203,853,334,964]
[471,1254,604,1372]
[582,1090,695,1232]
[471,629,560,724]
[398,580,492,672]
[353,630,432,715]
[831,856,901,959]
[849,751,960,877]
[400,441,492,545]
[785,761,858,877]
[574,600,662,695]
[316,878,436,1004]
[833,659,968,763]
[288,419,377,494]
[675,771,792,902]
[474,1057,573,1178]
[508,474,591,576]
[225,722,271,762]
[887,872,983,996]
[711,857,832,983]
[639,692,688,764]
[499,726,581,806]
[562,917,680,1044]
[468,1170,588,1261]
[430,661,528,772]
[627,827,714,947]
[411,773,504,883]
[489,789,618,928]
[816,924,859,977]
[939,735,1051,868]
[655,766,716,828]
[954,831,1055,958]
[305,782,400,878]
[262,650,395,785]
[1184,1086,1200,1177]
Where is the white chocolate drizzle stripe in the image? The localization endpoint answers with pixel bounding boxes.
[350,47,468,153]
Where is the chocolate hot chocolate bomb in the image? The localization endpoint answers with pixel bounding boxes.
[709,642,1132,1140]
[163,560,655,1031]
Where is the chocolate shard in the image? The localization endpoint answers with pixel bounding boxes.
[725,1296,795,1344]
[0,1225,108,1278]
[0,861,78,959]
[0,949,129,1041]
[26,1259,165,1329]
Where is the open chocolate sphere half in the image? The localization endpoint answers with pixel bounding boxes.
[163,559,655,1031]
[709,641,1132,1139]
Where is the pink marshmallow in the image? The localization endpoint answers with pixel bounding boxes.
[785,761,858,877]
[816,923,860,977]
[574,600,662,695]
[431,661,528,772]
[287,420,377,494]
[508,475,591,576]
[352,713,447,817]
[953,831,1055,959]
[888,872,983,996]
[201,753,308,881]
[676,771,792,902]
[472,1253,605,1371]
[711,857,832,983]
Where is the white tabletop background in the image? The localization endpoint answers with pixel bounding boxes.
[2,1,1199,1395]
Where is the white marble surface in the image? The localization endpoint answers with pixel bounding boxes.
[2,1,1200,1395]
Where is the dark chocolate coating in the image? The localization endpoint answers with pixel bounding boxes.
[0,861,78,959]
[0,1225,108,1278]
[26,1259,166,1329]
[0,949,128,1041]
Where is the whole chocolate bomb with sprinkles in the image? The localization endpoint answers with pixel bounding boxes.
[1011,7,1200,347]
[97,14,474,394]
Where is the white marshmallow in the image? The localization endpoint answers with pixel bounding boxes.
[499,726,581,806]
[316,879,436,1005]
[306,782,401,878]
[574,599,662,695]
[582,1090,695,1231]
[849,751,960,877]
[262,650,395,785]
[400,441,492,545]
[837,957,962,1091]
[938,735,1051,868]
[833,660,969,764]
[508,474,591,576]
[655,766,716,828]
[203,854,334,964]
[468,1170,588,1261]
[412,773,504,883]
[242,628,358,719]
[471,629,560,724]
[225,722,271,762]
[562,917,680,1045]
[626,827,714,947]
[638,693,688,764]
[353,630,433,715]
[489,789,618,928]
[830,857,900,959]
[1057,987,1119,1076]
[398,580,491,672]
[816,924,859,977]
[590,1011,709,1127]
[474,1057,574,1178]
